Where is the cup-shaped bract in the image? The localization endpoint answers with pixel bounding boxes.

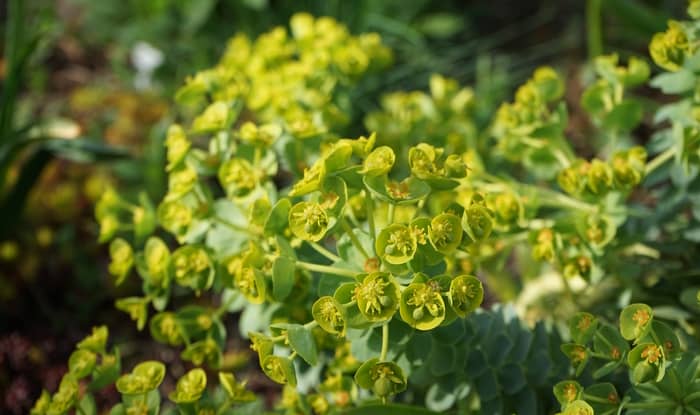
[361,146,395,177]
[354,359,407,398]
[399,281,446,330]
[376,224,418,265]
[448,275,483,317]
[169,368,207,403]
[428,213,463,254]
[171,245,214,292]
[313,296,347,335]
[354,272,400,322]
[116,361,166,395]
[262,356,297,386]
[619,303,653,341]
[289,201,330,242]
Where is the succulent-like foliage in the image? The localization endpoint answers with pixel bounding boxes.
[35,3,700,414]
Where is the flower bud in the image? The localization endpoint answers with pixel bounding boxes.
[218,158,258,198]
[361,146,395,177]
[649,20,690,71]
[169,368,207,403]
[108,238,133,285]
[444,154,467,178]
[192,101,231,132]
[165,124,190,171]
[586,159,613,195]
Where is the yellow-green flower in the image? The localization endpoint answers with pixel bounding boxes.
[649,20,690,71]
[400,281,445,330]
[353,272,400,322]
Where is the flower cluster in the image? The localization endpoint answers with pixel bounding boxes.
[37,4,700,414]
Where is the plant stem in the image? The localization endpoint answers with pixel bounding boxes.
[586,0,603,58]
[379,323,389,361]
[304,320,318,330]
[645,147,675,176]
[387,203,395,224]
[366,192,376,239]
[296,260,358,278]
[537,187,598,213]
[214,293,238,318]
[341,218,370,259]
[308,241,341,263]
[475,175,597,214]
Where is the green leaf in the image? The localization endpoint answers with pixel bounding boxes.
[583,383,620,415]
[474,369,499,401]
[593,323,628,362]
[264,198,291,236]
[553,380,583,406]
[619,303,653,341]
[498,363,527,395]
[43,138,130,162]
[602,99,643,132]
[90,347,121,391]
[363,175,430,205]
[77,393,97,415]
[644,321,680,360]
[427,341,455,376]
[271,256,295,301]
[650,70,695,94]
[569,312,598,345]
[287,324,318,366]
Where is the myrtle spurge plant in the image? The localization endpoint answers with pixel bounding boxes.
[35,4,700,414]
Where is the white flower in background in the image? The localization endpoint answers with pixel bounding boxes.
[131,41,164,90]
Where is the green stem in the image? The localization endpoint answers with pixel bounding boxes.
[308,241,341,263]
[387,203,396,224]
[214,293,238,318]
[586,0,603,58]
[304,320,319,330]
[341,218,370,259]
[296,260,358,278]
[379,323,389,361]
[537,187,598,213]
[366,192,376,239]
[645,147,675,176]
[216,398,233,415]
[475,176,597,214]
